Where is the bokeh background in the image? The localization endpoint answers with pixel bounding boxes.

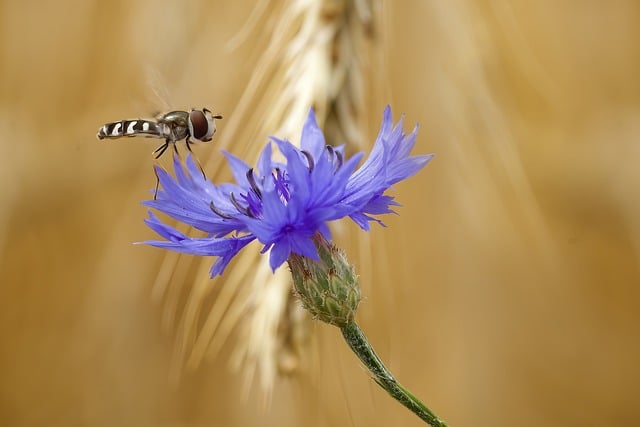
[1,1,639,426]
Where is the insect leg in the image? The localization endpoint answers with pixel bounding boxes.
[185,136,194,153]
[153,166,160,200]
[185,137,207,180]
[153,141,170,159]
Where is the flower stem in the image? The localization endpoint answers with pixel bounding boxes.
[340,322,448,426]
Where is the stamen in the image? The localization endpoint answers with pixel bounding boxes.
[230,192,253,217]
[209,201,234,219]
[272,167,291,200]
[326,145,334,157]
[300,150,314,173]
[325,145,343,170]
[334,149,343,170]
[246,168,262,199]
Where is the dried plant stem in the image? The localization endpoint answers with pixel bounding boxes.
[153,0,380,399]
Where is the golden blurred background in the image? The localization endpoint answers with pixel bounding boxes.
[1,1,639,426]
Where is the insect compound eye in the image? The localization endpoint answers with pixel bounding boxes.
[189,109,214,141]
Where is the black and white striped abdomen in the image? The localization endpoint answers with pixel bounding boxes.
[97,119,165,140]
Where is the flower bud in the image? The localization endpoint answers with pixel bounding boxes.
[287,234,361,327]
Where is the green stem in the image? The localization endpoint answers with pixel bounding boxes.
[340,322,447,426]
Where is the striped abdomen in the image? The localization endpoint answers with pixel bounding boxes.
[97,119,166,140]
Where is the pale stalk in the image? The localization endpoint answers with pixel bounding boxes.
[153,0,379,399]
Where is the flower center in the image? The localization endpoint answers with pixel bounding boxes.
[208,146,343,220]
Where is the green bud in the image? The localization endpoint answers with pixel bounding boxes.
[287,233,361,328]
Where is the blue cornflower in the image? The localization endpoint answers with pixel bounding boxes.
[142,106,433,277]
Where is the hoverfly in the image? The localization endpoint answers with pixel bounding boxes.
[97,108,223,198]
[97,108,223,158]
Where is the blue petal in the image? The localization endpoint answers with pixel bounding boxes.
[300,108,326,158]
[290,234,318,260]
[144,211,188,241]
[257,141,273,177]
[222,151,252,188]
[269,239,291,271]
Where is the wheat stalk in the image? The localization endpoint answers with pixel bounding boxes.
[151,0,380,401]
